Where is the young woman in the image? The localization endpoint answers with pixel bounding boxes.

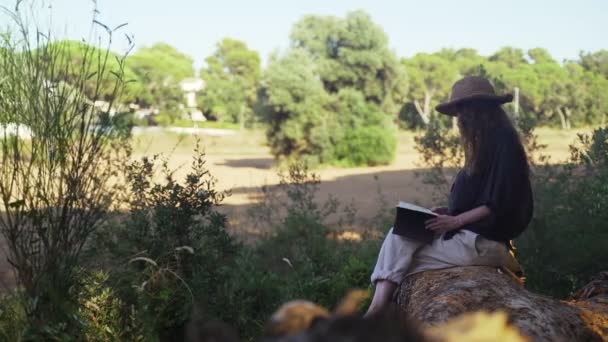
[366,76,533,315]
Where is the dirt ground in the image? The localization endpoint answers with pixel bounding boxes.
[129,128,586,236]
[0,127,589,292]
[131,130,442,236]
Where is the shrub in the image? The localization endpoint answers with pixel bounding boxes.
[413,116,463,201]
[517,127,608,297]
[0,4,132,337]
[0,294,27,341]
[152,113,174,127]
[235,163,381,339]
[91,142,237,341]
[334,127,397,166]
[76,271,127,341]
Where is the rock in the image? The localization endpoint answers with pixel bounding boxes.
[397,266,608,341]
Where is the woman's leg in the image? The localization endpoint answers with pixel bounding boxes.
[365,279,397,317]
[366,228,424,316]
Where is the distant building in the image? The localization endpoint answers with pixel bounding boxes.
[180,78,205,108]
[179,78,207,122]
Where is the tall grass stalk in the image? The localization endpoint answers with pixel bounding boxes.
[0,2,132,334]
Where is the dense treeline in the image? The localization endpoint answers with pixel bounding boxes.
[40,10,608,166]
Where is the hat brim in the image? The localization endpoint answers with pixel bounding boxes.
[435,94,514,116]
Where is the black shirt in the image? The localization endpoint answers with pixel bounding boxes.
[446,127,533,242]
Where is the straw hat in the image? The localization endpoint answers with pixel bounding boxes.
[435,76,513,116]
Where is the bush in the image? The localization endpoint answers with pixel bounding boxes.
[517,127,608,297]
[90,142,237,341]
[413,116,463,201]
[0,294,27,341]
[234,163,381,339]
[0,5,132,337]
[152,113,174,127]
[334,127,397,166]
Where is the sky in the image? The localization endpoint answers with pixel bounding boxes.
[2,0,607,69]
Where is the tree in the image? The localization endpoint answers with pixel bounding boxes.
[489,47,528,68]
[47,40,143,104]
[290,10,407,115]
[261,48,333,163]
[437,48,485,76]
[579,49,608,78]
[262,11,402,166]
[330,88,397,165]
[199,38,261,125]
[528,48,556,64]
[401,53,458,124]
[128,43,194,119]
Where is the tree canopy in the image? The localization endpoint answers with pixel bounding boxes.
[199,38,261,124]
[290,10,407,114]
[261,11,402,165]
[127,43,194,109]
[45,40,143,103]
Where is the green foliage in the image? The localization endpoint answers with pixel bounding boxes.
[334,127,397,166]
[236,163,381,339]
[81,159,381,341]
[261,48,333,164]
[92,144,236,340]
[528,48,556,64]
[290,10,407,114]
[199,38,261,125]
[77,271,126,341]
[152,113,174,127]
[46,40,144,103]
[109,111,136,138]
[397,45,608,129]
[0,294,27,341]
[401,53,459,126]
[128,43,193,115]
[489,47,528,68]
[579,49,608,78]
[262,11,402,166]
[517,127,608,297]
[0,5,132,338]
[413,117,463,201]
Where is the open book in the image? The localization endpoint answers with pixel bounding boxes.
[392,201,437,244]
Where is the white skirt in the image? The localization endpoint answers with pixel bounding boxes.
[371,227,520,284]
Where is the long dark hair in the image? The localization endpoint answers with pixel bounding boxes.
[457,101,529,175]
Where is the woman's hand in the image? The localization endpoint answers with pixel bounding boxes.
[425,215,462,234]
[431,206,449,215]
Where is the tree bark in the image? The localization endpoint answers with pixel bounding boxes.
[396,266,608,342]
[413,100,430,125]
[413,90,435,125]
[563,107,572,130]
[557,108,572,130]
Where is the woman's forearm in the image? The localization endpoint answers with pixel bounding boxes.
[455,205,492,228]
[425,205,493,233]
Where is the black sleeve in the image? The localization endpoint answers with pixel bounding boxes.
[475,134,527,218]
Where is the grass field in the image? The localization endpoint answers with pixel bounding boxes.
[131,127,591,237]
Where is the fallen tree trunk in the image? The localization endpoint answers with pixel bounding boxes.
[396,266,608,341]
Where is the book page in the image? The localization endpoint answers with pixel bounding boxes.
[397,201,437,216]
